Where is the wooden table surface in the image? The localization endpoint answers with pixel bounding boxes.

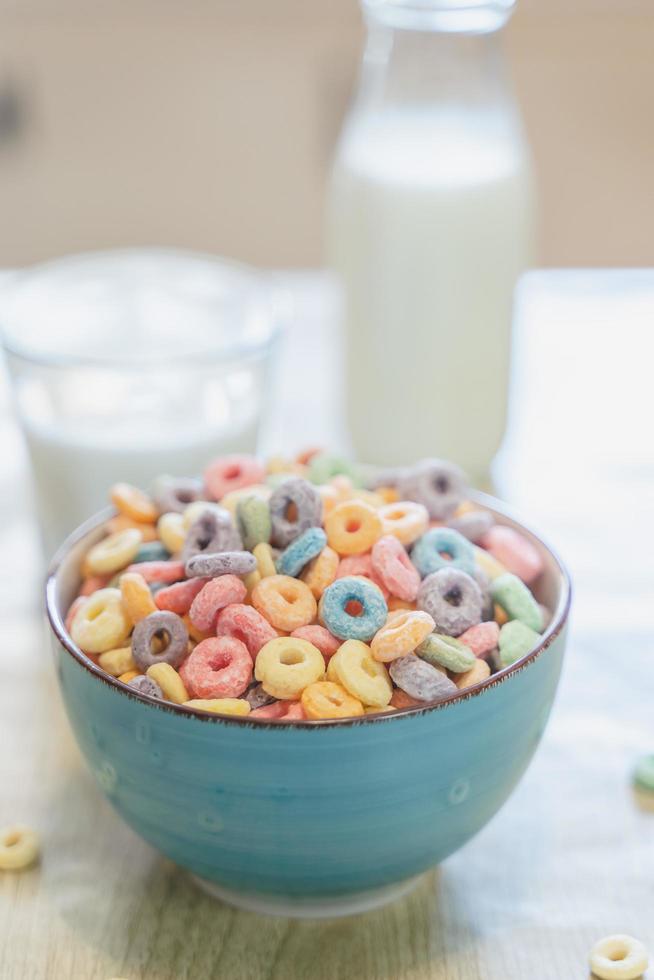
[2,271,654,979]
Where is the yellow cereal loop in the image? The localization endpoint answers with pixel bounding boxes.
[330,640,393,707]
[350,488,385,509]
[220,484,271,516]
[106,514,158,542]
[379,501,429,546]
[255,637,325,700]
[253,542,277,579]
[301,681,364,719]
[118,669,141,683]
[318,484,340,515]
[120,572,157,624]
[455,658,491,689]
[324,500,383,556]
[71,588,132,654]
[182,614,212,645]
[86,528,143,575]
[252,575,317,632]
[301,545,339,598]
[365,704,396,714]
[157,512,186,553]
[494,603,509,626]
[326,655,339,682]
[146,663,189,704]
[184,698,251,716]
[243,569,262,594]
[371,610,435,663]
[98,646,136,677]
[111,482,158,523]
[473,545,507,581]
[0,826,40,870]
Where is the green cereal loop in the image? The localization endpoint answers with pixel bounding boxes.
[307,453,362,487]
[633,754,654,793]
[237,494,272,551]
[491,572,543,632]
[416,633,476,673]
[498,620,541,667]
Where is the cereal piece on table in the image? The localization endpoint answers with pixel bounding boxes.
[411,527,475,578]
[389,655,457,703]
[417,568,483,637]
[111,482,158,523]
[120,572,157,624]
[457,621,500,658]
[329,640,392,707]
[269,477,323,548]
[189,575,247,632]
[0,826,40,870]
[254,637,325,700]
[276,527,327,578]
[319,576,388,642]
[215,603,278,659]
[447,508,494,543]
[127,675,163,699]
[181,636,252,699]
[480,525,543,584]
[498,620,541,667]
[588,935,648,980]
[153,476,204,514]
[185,550,256,579]
[157,512,186,554]
[184,698,251,717]
[301,545,339,598]
[98,646,136,677]
[86,528,143,575]
[491,573,543,632]
[155,577,210,615]
[416,633,476,673]
[371,534,421,601]
[301,681,364,719]
[252,575,317,632]
[371,610,435,663]
[324,500,383,556]
[204,454,266,501]
[291,625,341,660]
[131,611,189,671]
[396,459,467,520]
[236,494,272,551]
[146,662,189,704]
[455,658,491,689]
[71,588,132,654]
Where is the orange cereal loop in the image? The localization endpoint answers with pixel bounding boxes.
[453,500,476,517]
[301,545,339,599]
[117,669,141,683]
[295,446,322,465]
[387,596,415,612]
[301,681,364,720]
[106,514,159,542]
[110,482,159,524]
[494,603,509,626]
[251,575,317,632]
[390,689,421,709]
[376,486,400,505]
[318,484,340,516]
[324,500,383,556]
[120,572,157,624]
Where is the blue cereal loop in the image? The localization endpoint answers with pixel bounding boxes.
[276,527,327,577]
[319,576,388,642]
[411,527,475,578]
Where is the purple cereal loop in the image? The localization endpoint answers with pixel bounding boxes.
[397,458,467,520]
[471,565,494,621]
[182,509,242,561]
[269,477,323,548]
[131,611,189,670]
[417,567,483,637]
[185,550,257,578]
[127,675,163,699]
[447,509,494,544]
[154,477,205,514]
[389,655,457,702]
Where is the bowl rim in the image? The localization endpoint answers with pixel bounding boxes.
[45,492,572,729]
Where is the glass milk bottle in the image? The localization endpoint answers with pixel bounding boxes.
[328,0,535,484]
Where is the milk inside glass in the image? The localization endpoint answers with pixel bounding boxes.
[2,250,278,556]
[328,3,535,484]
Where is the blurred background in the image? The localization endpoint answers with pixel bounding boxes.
[1,0,653,268]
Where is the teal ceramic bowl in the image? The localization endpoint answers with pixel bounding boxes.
[46,495,570,917]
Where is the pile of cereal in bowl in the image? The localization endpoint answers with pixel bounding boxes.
[64,452,549,721]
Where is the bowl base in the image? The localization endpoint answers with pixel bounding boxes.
[191,872,425,919]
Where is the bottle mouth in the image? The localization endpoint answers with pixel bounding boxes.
[362,0,516,32]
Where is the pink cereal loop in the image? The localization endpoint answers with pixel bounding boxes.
[250,700,306,721]
[65,596,87,634]
[204,454,266,502]
[291,625,341,660]
[371,535,421,602]
[336,554,390,600]
[215,603,278,660]
[80,575,110,596]
[479,526,543,585]
[155,577,210,614]
[457,621,500,658]
[180,636,252,699]
[189,575,247,633]
[126,560,186,584]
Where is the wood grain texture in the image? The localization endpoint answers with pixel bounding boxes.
[2,273,654,979]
